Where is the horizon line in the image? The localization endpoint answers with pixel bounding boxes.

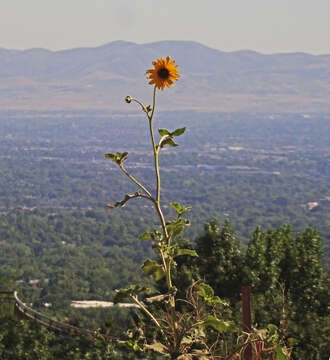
[1,40,329,57]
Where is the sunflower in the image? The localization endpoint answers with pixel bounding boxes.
[146,56,180,90]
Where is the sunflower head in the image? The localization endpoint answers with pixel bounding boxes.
[146,56,180,90]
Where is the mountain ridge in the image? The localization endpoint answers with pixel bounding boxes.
[2,39,330,56]
[0,40,329,112]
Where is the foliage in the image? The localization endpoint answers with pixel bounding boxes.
[0,208,151,308]
[0,110,330,265]
[193,221,330,359]
[0,110,330,263]
[0,314,144,360]
[196,220,244,302]
[248,226,330,359]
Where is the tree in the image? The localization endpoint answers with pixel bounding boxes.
[245,225,296,292]
[290,228,324,312]
[245,225,330,359]
[196,220,244,302]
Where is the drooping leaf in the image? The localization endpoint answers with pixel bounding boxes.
[161,138,179,148]
[107,191,141,209]
[141,259,164,281]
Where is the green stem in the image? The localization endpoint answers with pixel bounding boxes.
[130,98,149,115]
[130,295,163,330]
[148,87,161,205]
[147,87,174,305]
[147,87,168,240]
[119,164,152,198]
[147,86,157,123]
[124,88,175,312]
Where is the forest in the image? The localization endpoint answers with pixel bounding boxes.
[0,110,329,359]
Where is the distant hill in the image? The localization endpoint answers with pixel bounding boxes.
[0,40,329,112]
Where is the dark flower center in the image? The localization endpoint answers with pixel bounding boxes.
[157,67,170,79]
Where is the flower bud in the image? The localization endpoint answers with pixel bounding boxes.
[125,96,132,104]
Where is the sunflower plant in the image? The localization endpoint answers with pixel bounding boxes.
[104,57,290,360]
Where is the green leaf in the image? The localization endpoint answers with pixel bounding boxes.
[104,153,116,161]
[113,288,133,304]
[158,128,170,136]
[166,218,190,238]
[140,232,153,241]
[176,248,198,257]
[141,259,164,281]
[119,152,128,163]
[113,285,151,304]
[267,323,278,336]
[161,138,179,148]
[275,345,289,360]
[171,127,186,137]
[126,340,142,352]
[140,230,162,242]
[170,202,191,217]
[202,315,235,333]
[104,152,128,165]
[198,283,214,300]
[133,343,141,352]
[197,283,226,305]
[107,191,141,209]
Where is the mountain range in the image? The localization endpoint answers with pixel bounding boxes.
[0,40,329,112]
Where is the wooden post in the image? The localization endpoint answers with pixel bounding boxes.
[241,285,252,360]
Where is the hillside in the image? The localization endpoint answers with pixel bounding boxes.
[0,109,329,261]
[0,40,330,112]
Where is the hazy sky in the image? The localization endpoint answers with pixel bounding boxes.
[1,0,330,54]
